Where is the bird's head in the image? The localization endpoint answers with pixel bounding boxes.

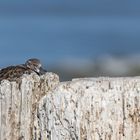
[25,58,47,75]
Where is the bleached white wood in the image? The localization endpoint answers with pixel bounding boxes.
[0,73,59,140]
[1,73,140,140]
[34,77,140,140]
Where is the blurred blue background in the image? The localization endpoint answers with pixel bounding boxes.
[1,0,140,80]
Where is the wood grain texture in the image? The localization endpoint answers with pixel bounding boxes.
[34,77,140,140]
[1,74,140,140]
[0,73,59,140]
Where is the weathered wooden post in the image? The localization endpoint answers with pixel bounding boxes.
[34,77,140,140]
[0,73,140,140]
[0,73,59,140]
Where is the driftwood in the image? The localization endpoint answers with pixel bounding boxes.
[0,73,59,140]
[0,73,140,140]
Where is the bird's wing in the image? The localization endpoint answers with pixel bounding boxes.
[0,65,32,81]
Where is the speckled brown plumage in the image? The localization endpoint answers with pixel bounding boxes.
[0,58,47,82]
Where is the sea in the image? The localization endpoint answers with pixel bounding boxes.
[0,0,140,67]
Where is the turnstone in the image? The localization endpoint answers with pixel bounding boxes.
[0,58,47,81]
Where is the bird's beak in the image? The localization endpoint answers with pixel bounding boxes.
[39,67,47,75]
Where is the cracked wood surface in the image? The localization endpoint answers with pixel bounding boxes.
[34,77,140,140]
[0,73,140,140]
[0,73,59,140]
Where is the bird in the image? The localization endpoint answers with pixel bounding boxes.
[0,58,47,82]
